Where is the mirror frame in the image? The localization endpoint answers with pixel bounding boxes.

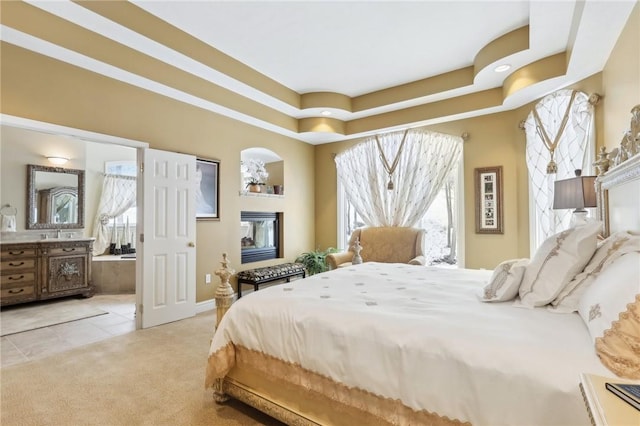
[26,164,85,230]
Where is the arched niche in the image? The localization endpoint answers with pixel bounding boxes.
[240,147,284,195]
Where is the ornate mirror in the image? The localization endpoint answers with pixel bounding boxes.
[26,164,85,229]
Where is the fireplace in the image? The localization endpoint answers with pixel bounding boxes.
[240,211,281,263]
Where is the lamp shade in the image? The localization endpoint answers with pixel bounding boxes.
[553,170,597,211]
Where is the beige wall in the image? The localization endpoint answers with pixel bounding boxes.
[265,161,284,189]
[0,44,315,303]
[602,2,639,152]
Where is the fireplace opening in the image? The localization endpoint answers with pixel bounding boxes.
[240,211,282,263]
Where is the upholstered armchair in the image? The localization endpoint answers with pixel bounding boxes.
[326,227,426,270]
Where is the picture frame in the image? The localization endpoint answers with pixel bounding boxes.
[196,158,220,220]
[474,166,503,234]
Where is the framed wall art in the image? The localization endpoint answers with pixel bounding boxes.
[196,158,220,220]
[474,166,503,234]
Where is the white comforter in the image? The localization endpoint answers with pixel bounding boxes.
[208,262,612,425]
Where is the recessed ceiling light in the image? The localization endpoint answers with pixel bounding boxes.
[321,110,332,116]
[494,64,511,73]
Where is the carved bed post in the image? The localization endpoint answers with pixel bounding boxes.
[214,252,235,330]
[213,253,235,403]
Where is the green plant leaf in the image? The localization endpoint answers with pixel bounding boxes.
[295,247,337,276]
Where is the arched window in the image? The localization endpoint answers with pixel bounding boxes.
[523,89,595,251]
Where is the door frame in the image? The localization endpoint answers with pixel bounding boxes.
[1,114,149,328]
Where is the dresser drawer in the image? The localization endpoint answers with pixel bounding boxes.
[1,272,36,286]
[1,248,37,258]
[48,246,89,256]
[1,258,36,271]
[1,284,36,302]
[1,240,93,306]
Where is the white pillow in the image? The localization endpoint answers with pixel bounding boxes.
[519,221,601,307]
[550,231,640,313]
[578,251,640,342]
[480,258,529,302]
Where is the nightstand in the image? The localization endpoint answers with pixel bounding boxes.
[580,373,640,426]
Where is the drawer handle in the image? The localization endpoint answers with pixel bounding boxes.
[8,288,24,294]
[9,250,24,255]
[8,262,25,267]
[62,248,76,252]
[8,275,24,281]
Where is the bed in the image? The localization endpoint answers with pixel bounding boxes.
[206,109,640,425]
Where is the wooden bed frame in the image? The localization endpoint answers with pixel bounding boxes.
[212,106,640,426]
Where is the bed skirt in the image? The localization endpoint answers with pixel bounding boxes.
[211,345,468,426]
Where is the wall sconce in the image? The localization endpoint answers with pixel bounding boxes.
[553,169,597,227]
[47,156,69,165]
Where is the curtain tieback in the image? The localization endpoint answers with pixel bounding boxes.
[99,214,111,226]
[375,129,408,190]
[532,90,577,174]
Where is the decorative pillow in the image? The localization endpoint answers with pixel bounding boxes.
[595,294,640,379]
[480,258,529,302]
[549,231,640,313]
[519,221,601,307]
[578,251,640,343]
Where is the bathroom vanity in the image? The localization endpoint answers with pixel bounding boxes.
[0,238,94,306]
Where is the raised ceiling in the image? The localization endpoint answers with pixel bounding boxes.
[1,1,636,144]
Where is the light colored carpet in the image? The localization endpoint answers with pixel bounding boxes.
[1,298,107,336]
[1,310,283,426]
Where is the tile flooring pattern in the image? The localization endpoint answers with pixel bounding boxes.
[1,294,136,368]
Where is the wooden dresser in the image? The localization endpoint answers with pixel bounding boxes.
[0,239,94,306]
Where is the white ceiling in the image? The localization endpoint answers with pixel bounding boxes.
[5,1,637,144]
[135,1,535,97]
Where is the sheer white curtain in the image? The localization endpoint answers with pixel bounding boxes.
[335,129,462,227]
[92,174,137,255]
[524,89,595,251]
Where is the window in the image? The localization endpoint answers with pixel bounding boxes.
[523,90,595,251]
[104,161,137,226]
[338,159,463,267]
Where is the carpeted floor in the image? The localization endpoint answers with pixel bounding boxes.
[0,310,283,426]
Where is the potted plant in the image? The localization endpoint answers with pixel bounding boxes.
[242,159,269,193]
[295,247,338,276]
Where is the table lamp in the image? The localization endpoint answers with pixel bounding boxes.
[553,169,597,227]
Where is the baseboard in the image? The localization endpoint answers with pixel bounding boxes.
[196,299,215,313]
[196,293,239,314]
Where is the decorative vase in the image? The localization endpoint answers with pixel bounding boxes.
[248,184,261,193]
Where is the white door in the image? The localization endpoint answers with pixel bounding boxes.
[136,148,196,328]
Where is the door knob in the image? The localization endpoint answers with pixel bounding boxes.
[188,242,195,247]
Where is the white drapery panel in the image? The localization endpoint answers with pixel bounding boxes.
[335,129,462,227]
[91,174,137,256]
[524,89,595,251]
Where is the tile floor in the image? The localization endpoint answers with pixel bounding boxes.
[1,294,136,368]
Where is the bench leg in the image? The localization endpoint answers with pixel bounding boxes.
[238,282,242,299]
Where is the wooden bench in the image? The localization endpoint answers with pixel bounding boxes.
[236,263,306,298]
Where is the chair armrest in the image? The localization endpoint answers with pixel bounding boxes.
[408,255,426,266]
[326,252,353,270]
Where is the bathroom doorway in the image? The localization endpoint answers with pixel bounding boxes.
[0,115,147,334]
